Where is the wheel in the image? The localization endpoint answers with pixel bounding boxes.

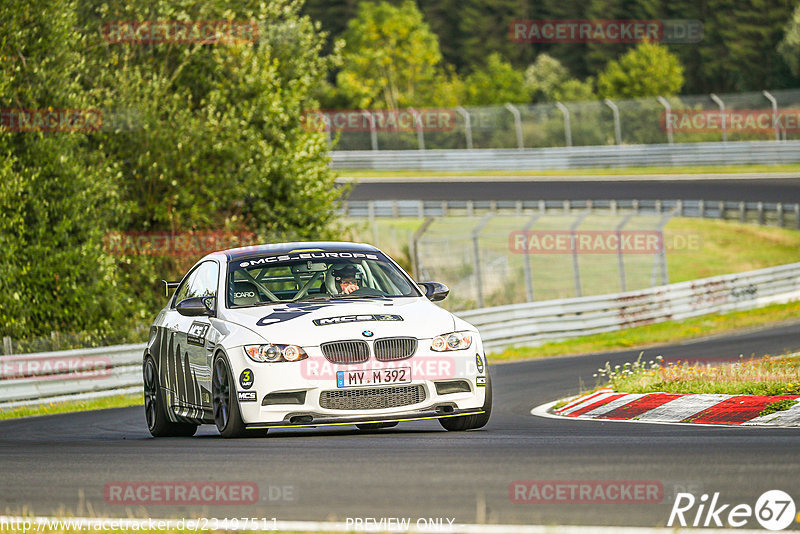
[143,357,197,437]
[439,370,492,431]
[356,422,398,431]
[212,355,268,438]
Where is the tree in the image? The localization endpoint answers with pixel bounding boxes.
[0,0,126,340]
[525,54,595,102]
[778,3,800,76]
[597,41,684,98]
[336,0,444,108]
[462,53,529,105]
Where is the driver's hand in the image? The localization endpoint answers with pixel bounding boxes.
[341,281,358,294]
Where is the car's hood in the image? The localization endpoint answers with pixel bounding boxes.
[222,297,457,346]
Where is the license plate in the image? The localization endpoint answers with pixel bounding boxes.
[336,367,411,388]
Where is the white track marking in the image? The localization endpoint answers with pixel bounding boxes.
[579,393,647,418]
[557,391,618,416]
[633,394,730,422]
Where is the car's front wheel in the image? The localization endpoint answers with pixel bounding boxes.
[212,355,267,439]
[143,357,197,437]
[439,371,492,432]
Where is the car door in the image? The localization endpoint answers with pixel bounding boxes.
[164,260,220,419]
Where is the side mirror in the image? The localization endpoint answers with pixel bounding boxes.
[420,282,449,302]
[176,296,214,317]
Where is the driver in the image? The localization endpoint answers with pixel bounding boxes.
[332,264,362,295]
[331,264,384,296]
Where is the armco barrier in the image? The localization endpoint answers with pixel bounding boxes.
[458,262,800,353]
[330,140,800,170]
[2,263,799,407]
[0,344,145,408]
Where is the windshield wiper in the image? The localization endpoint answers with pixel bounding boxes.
[328,294,388,300]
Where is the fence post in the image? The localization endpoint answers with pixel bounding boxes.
[472,216,492,308]
[456,106,473,149]
[616,213,634,293]
[408,108,425,150]
[757,202,764,225]
[777,203,784,227]
[361,110,378,151]
[2,336,11,355]
[657,96,674,144]
[410,217,435,280]
[522,214,542,302]
[762,90,780,142]
[555,102,572,147]
[710,93,727,143]
[504,103,524,149]
[570,212,589,297]
[740,201,746,223]
[368,201,378,245]
[604,98,622,145]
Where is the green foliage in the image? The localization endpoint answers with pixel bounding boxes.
[336,0,444,108]
[597,41,684,99]
[778,3,800,76]
[525,54,595,103]
[0,0,127,339]
[462,53,529,106]
[1,0,340,344]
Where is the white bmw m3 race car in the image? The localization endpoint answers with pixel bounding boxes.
[143,242,491,438]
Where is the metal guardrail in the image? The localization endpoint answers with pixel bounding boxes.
[0,344,145,408]
[2,262,799,406]
[340,198,800,228]
[331,140,800,170]
[458,262,800,353]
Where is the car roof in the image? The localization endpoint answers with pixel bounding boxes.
[219,241,381,262]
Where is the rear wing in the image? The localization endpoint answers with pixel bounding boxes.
[162,280,180,297]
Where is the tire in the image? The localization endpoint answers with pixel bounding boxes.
[212,355,268,438]
[143,357,197,437]
[356,422,398,431]
[439,370,492,432]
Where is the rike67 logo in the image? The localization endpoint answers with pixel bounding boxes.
[668,490,796,530]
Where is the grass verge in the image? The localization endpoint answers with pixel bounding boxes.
[594,353,800,396]
[340,163,800,178]
[492,300,800,363]
[0,393,141,421]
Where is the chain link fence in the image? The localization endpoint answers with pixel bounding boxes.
[327,89,800,151]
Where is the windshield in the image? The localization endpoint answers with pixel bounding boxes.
[226,250,421,307]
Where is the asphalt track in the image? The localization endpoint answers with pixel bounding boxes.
[345,178,800,202]
[2,322,800,529]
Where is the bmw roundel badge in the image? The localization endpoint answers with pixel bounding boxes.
[362,330,374,338]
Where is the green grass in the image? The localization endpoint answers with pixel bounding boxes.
[594,353,800,396]
[492,300,800,362]
[339,163,800,178]
[0,393,141,421]
[761,398,799,416]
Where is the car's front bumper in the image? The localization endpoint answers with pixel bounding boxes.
[244,406,485,430]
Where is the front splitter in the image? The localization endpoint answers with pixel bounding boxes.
[245,407,484,430]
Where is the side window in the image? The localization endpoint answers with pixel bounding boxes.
[187,261,219,299]
[173,261,220,307]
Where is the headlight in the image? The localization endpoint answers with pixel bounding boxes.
[244,344,308,363]
[430,331,473,352]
